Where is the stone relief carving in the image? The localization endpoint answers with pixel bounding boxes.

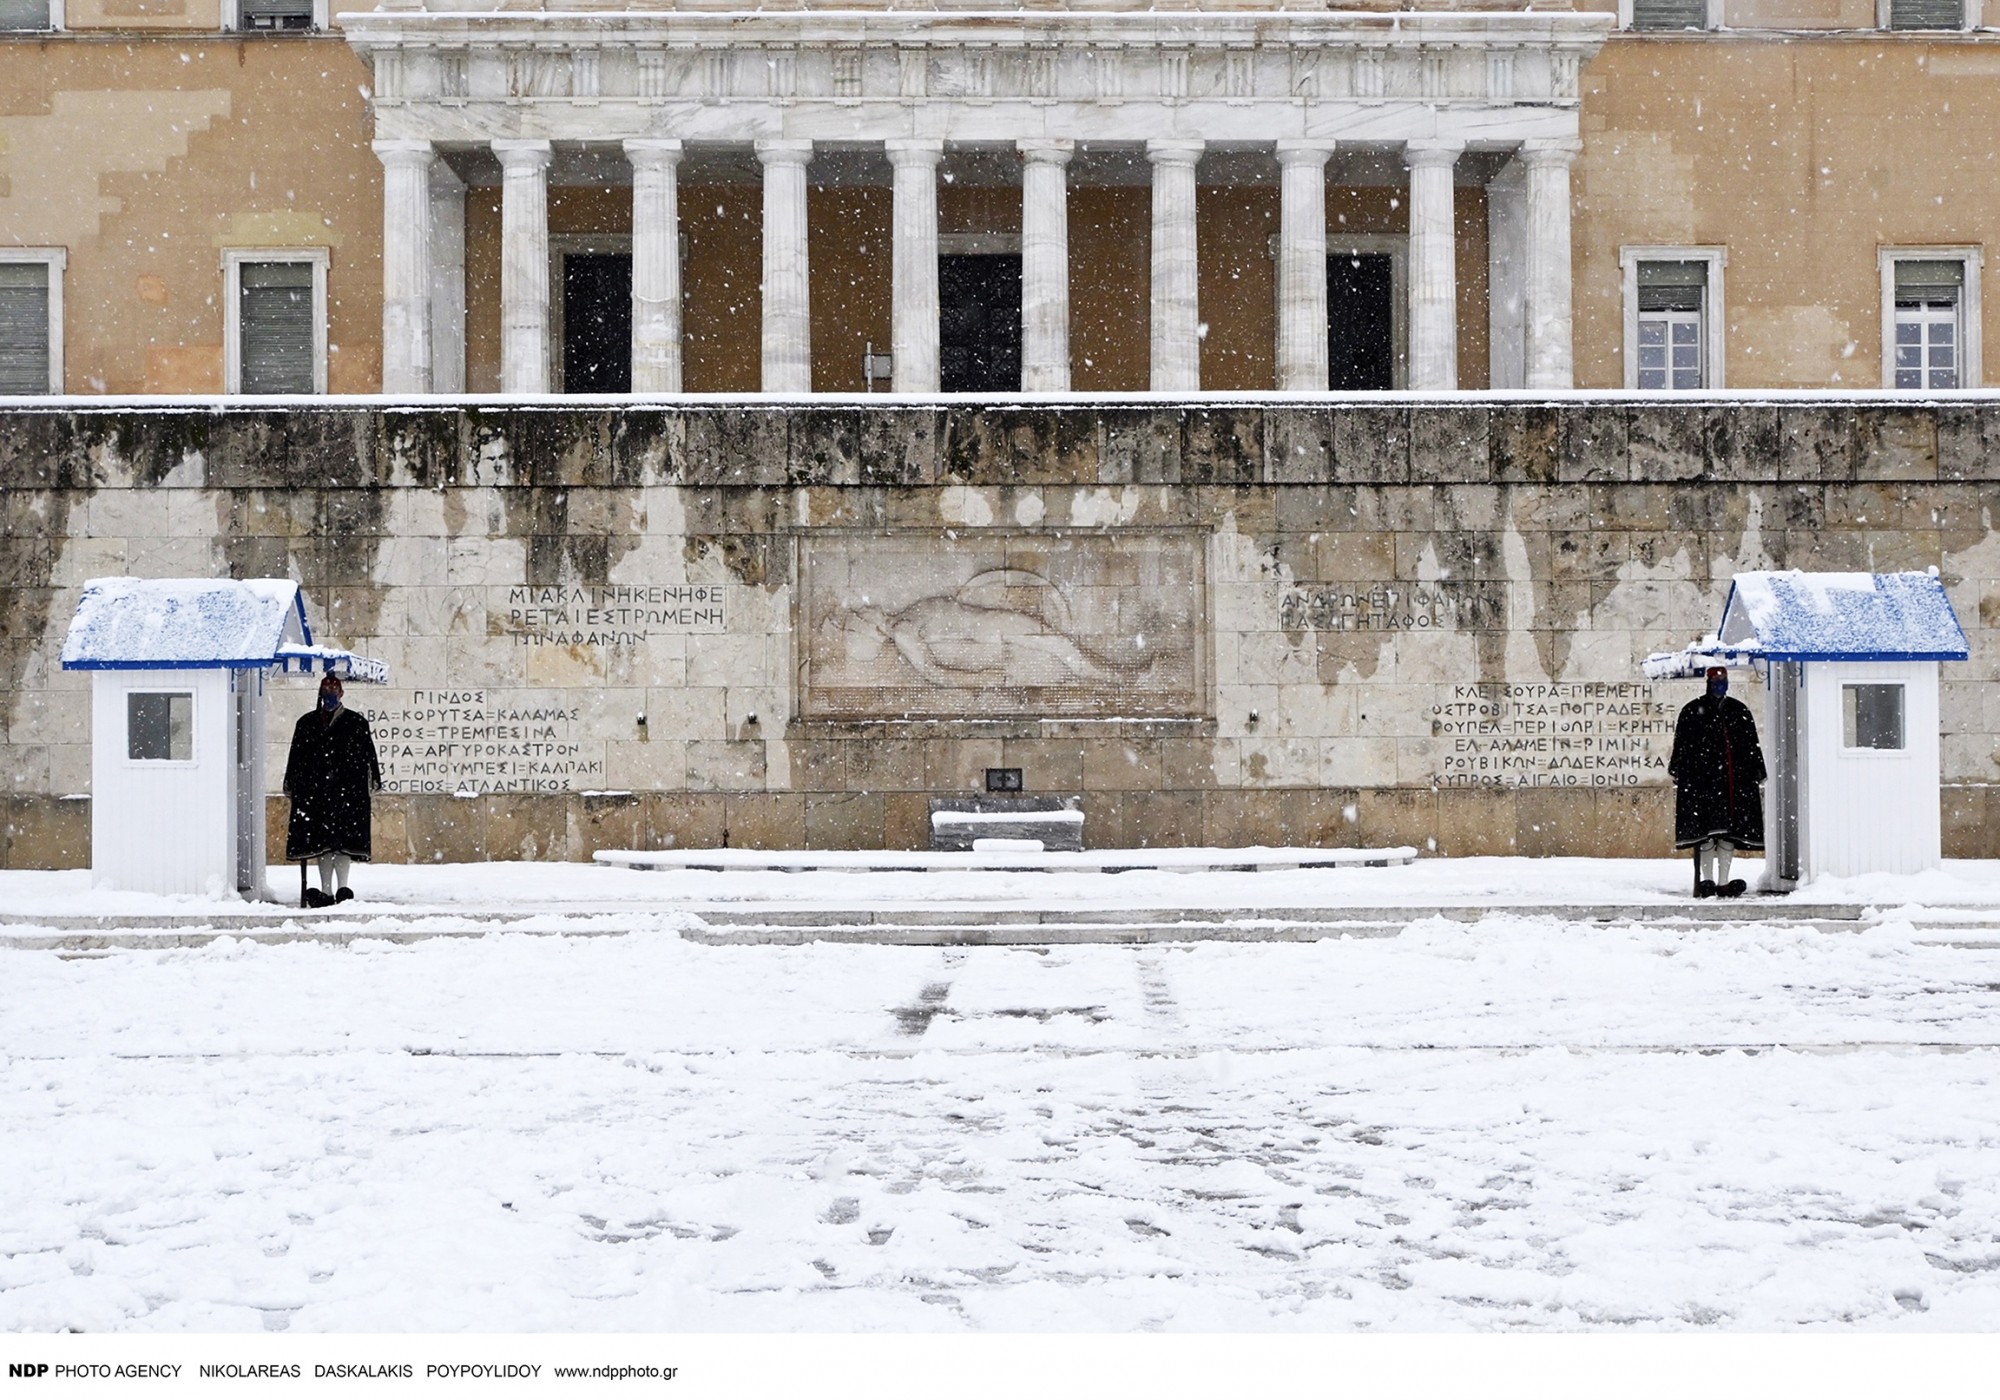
[800,532,1207,721]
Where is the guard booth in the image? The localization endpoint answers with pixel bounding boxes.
[60,578,387,898]
[1646,570,1970,890]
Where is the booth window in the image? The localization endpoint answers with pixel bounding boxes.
[1842,683,1905,751]
[0,0,54,29]
[127,692,193,763]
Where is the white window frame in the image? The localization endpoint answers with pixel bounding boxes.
[1620,245,1726,391]
[221,0,326,29]
[222,246,328,395]
[1876,0,1979,28]
[1879,245,1982,390]
[1618,0,1725,30]
[0,246,65,394]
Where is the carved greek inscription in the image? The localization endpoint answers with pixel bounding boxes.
[1431,683,1675,788]
[365,688,604,795]
[1280,582,1503,632]
[503,584,725,649]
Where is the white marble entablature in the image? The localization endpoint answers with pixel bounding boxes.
[345,10,1608,145]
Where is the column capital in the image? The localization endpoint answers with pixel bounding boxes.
[491,139,552,173]
[755,138,813,168]
[624,138,684,170]
[1520,137,1584,168]
[372,139,435,170]
[1018,138,1075,166]
[1403,139,1464,170]
[1274,140,1336,168]
[885,138,945,168]
[1146,138,1205,167]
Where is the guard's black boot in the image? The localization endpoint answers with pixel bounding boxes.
[303,887,332,908]
[335,887,354,903]
[1720,879,1747,898]
[1695,879,1717,898]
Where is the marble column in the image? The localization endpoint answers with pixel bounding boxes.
[428,158,467,396]
[757,139,813,394]
[374,140,435,394]
[1147,139,1203,393]
[1019,139,1073,392]
[1522,137,1582,391]
[1404,139,1463,392]
[1485,158,1527,391]
[626,138,684,395]
[1275,141,1335,393]
[492,139,552,395]
[887,139,943,394]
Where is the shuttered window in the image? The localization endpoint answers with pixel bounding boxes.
[238,0,312,29]
[0,262,52,395]
[0,0,52,29]
[1630,0,1708,29]
[1889,0,1963,27]
[238,260,314,394]
[1892,258,1963,389]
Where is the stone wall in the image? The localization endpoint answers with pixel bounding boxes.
[2,399,1996,867]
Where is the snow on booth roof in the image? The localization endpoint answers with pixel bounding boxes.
[1716,569,1969,663]
[60,577,388,681]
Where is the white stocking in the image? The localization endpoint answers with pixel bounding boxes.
[317,854,352,892]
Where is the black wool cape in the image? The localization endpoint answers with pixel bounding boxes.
[284,706,382,862]
[1667,692,1766,850]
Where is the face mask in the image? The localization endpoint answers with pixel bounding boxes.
[320,692,341,713]
[1707,676,1728,698]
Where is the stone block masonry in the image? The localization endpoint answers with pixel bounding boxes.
[2,399,1996,866]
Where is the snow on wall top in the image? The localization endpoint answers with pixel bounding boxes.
[1716,570,1969,662]
[61,577,310,670]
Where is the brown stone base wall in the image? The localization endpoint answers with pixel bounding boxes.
[5,787,1998,869]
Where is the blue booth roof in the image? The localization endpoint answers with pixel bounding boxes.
[1716,570,1969,663]
[62,578,312,671]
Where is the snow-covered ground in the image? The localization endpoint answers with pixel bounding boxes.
[3,858,1999,1332]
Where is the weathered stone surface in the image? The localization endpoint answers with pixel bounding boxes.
[2,400,1996,863]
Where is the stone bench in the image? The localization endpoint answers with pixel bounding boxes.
[929,797,1086,853]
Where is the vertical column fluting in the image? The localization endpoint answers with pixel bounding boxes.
[1404,139,1463,392]
[888,139,943,394]
[374,140,436,394]
[1484,160,1527,391]
[757,139,814,394]
[1522,137,1582,391]
[1147,139,1204,393]
[1018,139,1073,392]
[1275,141,1335,392]
[626,138,684,395]
[493,139,552,395]
[428,157,467,395]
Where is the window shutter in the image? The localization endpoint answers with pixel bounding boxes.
[238,261,315,394]
[1893,258,1963,305]
[1637,260,1707,313]
[1630,0,1707,28]
[0,0,51,29]
[0,263,51,395]
[239,0,313,28]
[1889,0,1963,25]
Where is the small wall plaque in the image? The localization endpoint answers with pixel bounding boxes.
[986,767,1024,793]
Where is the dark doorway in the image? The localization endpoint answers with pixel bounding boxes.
[562,253,632,393]
[940,254,1022,393]
[1328,252,1395,391]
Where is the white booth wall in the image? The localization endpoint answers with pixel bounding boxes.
[90,667,267,896]
[1800,659,1941,878]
